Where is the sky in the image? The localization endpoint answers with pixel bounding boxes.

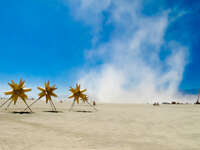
[0,0,199,101]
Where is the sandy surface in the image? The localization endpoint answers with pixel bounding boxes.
[0,100,200,150]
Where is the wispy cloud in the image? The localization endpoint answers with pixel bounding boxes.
[65,0,188,102]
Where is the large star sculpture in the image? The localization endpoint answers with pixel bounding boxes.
[37,81,57,111]
[4,79,31,105]
[68,84,87,104]
[2,79,32,112]
[68,84,96,111]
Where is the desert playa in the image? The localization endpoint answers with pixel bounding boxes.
[0,101,199,150]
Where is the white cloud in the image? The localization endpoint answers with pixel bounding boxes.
[65,0,189,103]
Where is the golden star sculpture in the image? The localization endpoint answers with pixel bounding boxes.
[68,84,96,111]
[1,79,32,112]
[24,81,58,111]
[68,84,87,104]
[37,81,57,111]
[81,94,88,103]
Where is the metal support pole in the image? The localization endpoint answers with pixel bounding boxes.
[23,100,32,113]
[50,100,57,112]
[6,100,12,110]
[0,99,10,108]
[24,98,40,111]
[86,101,97,111]
[69,100,75,111]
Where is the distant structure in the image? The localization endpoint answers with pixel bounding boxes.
[153,102,159,106]
[162,102,170,104]
[171,101,176,104]
[194,89,200,104]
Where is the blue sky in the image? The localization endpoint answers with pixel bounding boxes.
[0,0,199,96]
[0,0,90,79]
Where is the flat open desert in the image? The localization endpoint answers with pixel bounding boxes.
[0,100,200,150]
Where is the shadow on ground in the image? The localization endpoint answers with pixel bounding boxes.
[43,110,63,113]
[75,110,93,113]
[11,111,33,114]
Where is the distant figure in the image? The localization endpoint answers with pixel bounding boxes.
[153,102,159,106]
[171,101,176,104]
[195,90,200,104]
[93,101,96,106]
